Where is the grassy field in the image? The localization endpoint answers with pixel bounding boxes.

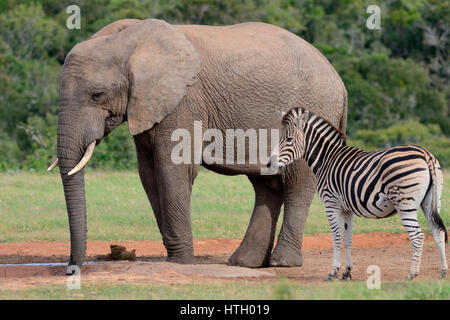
[0,169,449,242]
[0,279,448,300]
[1,169,449,300]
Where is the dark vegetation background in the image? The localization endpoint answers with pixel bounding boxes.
[0,0,448,171]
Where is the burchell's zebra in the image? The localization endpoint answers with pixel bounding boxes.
[271,107,448,280]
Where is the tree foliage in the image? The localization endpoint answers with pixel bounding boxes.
[349,119,450,167]
[0,0,448,170]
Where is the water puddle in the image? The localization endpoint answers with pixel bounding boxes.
[0,261,99,267]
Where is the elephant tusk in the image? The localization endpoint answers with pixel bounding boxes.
[68,141,96,176]
[47,158,59,171]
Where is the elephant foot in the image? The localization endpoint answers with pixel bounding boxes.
[166,246,195,264]
[167,254,195,264]
[228,245,270,268]
[439,269,447,279]
[269,245,303,267]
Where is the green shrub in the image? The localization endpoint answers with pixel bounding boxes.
[348,119,450,167]
[0,1,448,172]
[90,123,138,171]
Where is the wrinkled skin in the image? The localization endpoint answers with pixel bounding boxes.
[57,18,347,272]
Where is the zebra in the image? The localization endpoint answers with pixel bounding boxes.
[271,107,448,280]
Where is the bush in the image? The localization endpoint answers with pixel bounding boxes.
[90,123,137,171]
[0,1,448,172]
[348,119,450,167]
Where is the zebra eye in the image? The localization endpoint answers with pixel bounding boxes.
[286,137,294,143]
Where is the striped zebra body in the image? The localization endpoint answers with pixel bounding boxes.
[317,145,432,219]
[275,107,448,280]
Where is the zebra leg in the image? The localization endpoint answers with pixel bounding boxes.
[399,210,425,280]
[388,186,425,279]
[325,206,343,281]
[430,224,448,279]
[420,182,448,279]
[341,212,353,280]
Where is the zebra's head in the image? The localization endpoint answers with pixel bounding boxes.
[276,108,310,168]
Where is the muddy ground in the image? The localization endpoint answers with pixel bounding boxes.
[0,233,448,290]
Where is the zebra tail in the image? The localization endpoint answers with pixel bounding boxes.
[429,157,448,243]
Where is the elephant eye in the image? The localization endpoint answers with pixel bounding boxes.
[92,92,104,101]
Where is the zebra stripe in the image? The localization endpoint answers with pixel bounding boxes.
[276,107,448,280]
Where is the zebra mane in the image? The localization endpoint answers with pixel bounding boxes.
[282,107,347,144]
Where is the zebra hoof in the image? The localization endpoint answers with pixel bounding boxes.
[405,272,418,280]
[439,269,447,279]
[325,274,338,282]
[341,272,352,281]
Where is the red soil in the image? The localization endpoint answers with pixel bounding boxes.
[0,232,427,258]
[0,232,446,290]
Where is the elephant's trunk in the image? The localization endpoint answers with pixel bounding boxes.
[61,171,87,272]
[57,109,88,273]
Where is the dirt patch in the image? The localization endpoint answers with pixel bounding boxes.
[0,232,447,290]
[0,232,426,262]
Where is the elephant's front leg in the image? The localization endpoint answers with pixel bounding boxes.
[134,134,163,235]
[136,133,197,263]
[270,161,316,267]
[150,138,199,264]
[157,164,197,264]
[228,176,283,267]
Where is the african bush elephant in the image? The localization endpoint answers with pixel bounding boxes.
[51,18,348,273]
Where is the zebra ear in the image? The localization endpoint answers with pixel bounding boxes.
[296,111,309,128]
[276,110,286,120]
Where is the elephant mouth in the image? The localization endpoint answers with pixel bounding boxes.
[94,138,103,147]
[48,139,102,174]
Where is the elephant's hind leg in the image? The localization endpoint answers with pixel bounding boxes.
[228,176,283,267]
[270,160,316,267]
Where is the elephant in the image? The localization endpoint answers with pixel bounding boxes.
[50,18,348,273]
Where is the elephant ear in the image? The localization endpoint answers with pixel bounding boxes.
[89,19,141,39]
[126,19,202,136]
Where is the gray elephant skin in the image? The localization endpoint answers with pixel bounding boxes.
[55,18,347,272]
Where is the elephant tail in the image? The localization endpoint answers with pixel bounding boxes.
[339,87,348,143]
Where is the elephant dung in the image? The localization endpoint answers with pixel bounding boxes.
[108,244,136,261]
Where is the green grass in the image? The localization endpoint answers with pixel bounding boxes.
[1,170,449,300]
[0,279,448,300]
[0,170,449,242]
